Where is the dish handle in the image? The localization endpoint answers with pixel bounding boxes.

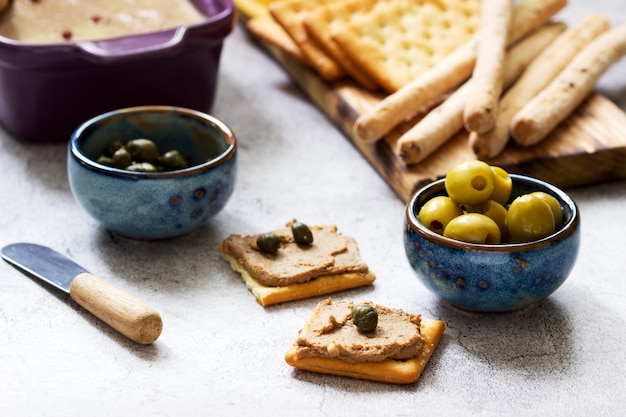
[75,27,189,63]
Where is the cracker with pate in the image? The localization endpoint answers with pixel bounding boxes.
[285,298,446,384]
[218,220,375,306]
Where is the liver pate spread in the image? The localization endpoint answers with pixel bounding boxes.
[295,299,425,364]
[219,221,370,287]
[0,0,206,43]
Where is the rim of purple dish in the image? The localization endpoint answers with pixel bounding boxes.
[0,0,236,64]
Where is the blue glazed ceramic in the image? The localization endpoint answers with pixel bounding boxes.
[68,106,237,240]
[404,174,580,312]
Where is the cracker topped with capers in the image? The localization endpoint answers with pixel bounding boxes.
[217,220,376,306]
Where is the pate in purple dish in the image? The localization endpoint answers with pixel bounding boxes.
[0,0,235,142]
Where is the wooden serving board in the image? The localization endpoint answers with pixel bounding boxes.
[238,8,626,203]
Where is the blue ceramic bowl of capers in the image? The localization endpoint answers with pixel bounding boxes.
[404,174,580,312]
[68,106,237,240]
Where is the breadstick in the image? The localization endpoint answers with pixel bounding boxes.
[463,0,513,135]
[510,21,626,146]
[0,0,10,13]
[471,12,609,158]
[353,0,568,144]
[397,23,566,165]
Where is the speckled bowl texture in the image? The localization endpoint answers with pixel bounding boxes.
[68,106,237,240]
[404,174,580,312]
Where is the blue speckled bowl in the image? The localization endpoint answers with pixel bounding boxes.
[68,106,237,240]
[404,174,580,312]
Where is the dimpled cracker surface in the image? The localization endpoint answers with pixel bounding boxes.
[304,0,386,90]
[332,0,481,93]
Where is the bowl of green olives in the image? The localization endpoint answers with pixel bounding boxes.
[404,161,580,312]
[68,106,237,240]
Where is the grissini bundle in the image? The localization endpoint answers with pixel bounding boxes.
[463,0,513,135]
[352,0,568,144]
[510,21,626,146]
[470,12,609,158]
[396,23,566,165]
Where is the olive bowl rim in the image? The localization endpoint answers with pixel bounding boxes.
[68,105,237,180]
[405,174,580,253]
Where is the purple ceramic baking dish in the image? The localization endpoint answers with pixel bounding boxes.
[0,0,235,142]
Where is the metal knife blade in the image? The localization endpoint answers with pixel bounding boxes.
[2,243,86,293]
[2,243,163,345]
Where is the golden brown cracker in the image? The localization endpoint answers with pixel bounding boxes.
[234,0,276,19]
[332,0,481,93]
[219,251,376,307]
[303,0,382,90]
[269,0,345,81]
[246,16,308,63]
[285,317,446,384]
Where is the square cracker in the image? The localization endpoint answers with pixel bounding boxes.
[285,317,446,384]
[303,0,384,90]
[332,0,481,93]
[219,251,376,307]
[246,16,308,63]
[269,0,346,81]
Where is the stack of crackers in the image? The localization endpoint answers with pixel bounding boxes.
[242,0,626,164]
[244,0,481,93]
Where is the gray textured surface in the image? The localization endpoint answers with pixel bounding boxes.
[1,2,626,416]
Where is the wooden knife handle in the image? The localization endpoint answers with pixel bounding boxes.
[69,273,163,345]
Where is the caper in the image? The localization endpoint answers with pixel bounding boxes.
[126,162,158,172]
[291,221,313,245]
[105,140,124,156]
[161,150,190,170]
[256,233,281,254]
[96,155,113,166]
[111,147,132,169]
[126,139,160,163]
[352,304,378,334]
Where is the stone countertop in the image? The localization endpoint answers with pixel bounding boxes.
[1,2,626,416]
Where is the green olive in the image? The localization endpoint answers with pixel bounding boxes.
[465,200,508,241]
[161,150,189,170]
[111,147,132,169]
[506,194,555,243]
[444,213,501,244]
[126,139,160,163]
[489,166,512,205]
[418,196,463,234]
[126,162,158,172]
[445,160,495,206]
[529,191,563,228]
[352,304,378,334]
[256,233,281,254]
[291,221,313,245]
